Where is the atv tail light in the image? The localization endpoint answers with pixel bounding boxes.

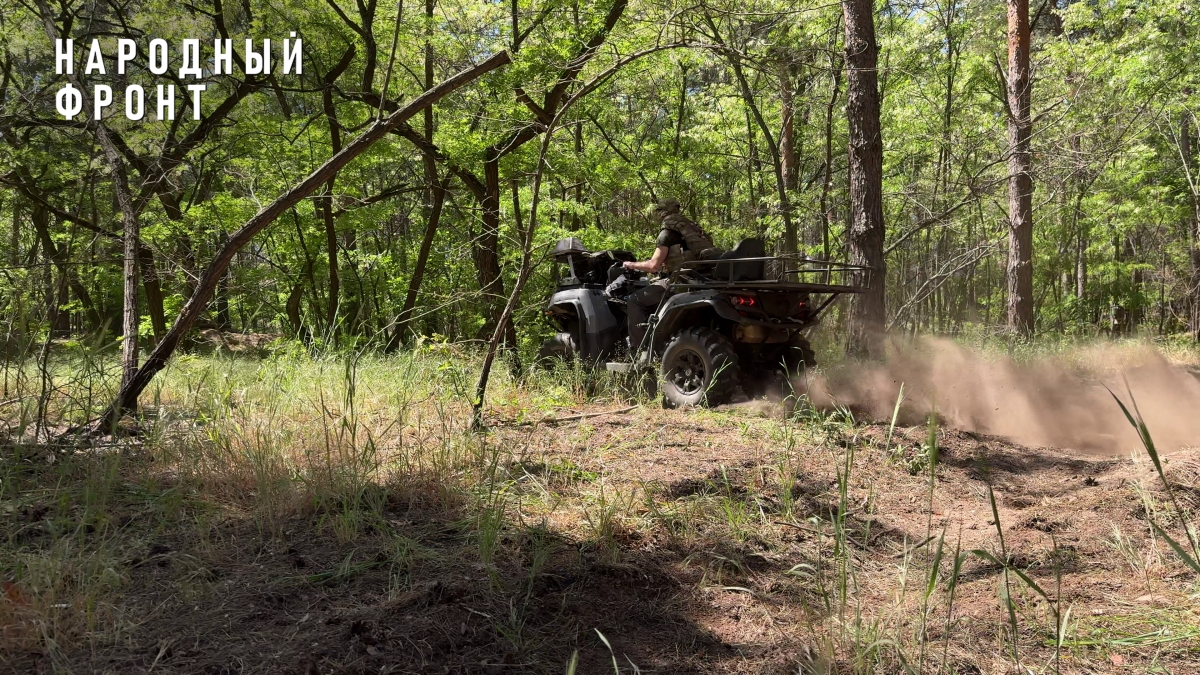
[730,295,756,308]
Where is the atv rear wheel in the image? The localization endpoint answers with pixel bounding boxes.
[660,327,739,407]
[535,333,575,368]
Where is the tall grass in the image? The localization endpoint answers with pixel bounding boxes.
[0,346,544,655]
[3,345,1199,671]
[1108,384,1200,574]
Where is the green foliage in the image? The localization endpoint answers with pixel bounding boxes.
[2,0,1199,357]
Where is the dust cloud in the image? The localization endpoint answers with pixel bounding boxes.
[803,339,1200,455]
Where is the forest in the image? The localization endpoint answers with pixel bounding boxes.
[3,0,1200,673]
[3,0,1199,366]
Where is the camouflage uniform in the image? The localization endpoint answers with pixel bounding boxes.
[627,199,717,355]
[659,203,719,272]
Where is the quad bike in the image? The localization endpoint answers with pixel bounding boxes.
[538,236,867,407]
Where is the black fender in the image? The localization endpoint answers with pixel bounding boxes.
[544,288,622,361]
[650,291,814,353]
[650,291,741,353]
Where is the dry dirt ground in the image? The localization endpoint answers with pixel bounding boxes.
[3,402,1199,674]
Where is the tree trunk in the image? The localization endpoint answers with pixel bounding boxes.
[779,61,797,193]
[474,154,518,350]
[842,0,887,357]
[571,122,584,230]
[35,205,60,336]
[473,111,559,429]
[746,109,760,219]
[673,64,688,158]
[30,204,102,330]
[319,47,356,336]
[1184,112,1200,340]
[286,269,307,338]
[137,247,166,341]
[1069,134,1087,304]
[1075,224,1086,300]
[34,0,141,394]
[1005,0,1035,335]
[1127,232,1143,329]
[471,0,626,350]
[1192,192,1200,339]
[393,179,444,348]
[214,233,232,330]
[390,0,446,350]
[320,189,340,333]
[8,198,19,267]
[820,41,841,261]
[179,234,197,300]
[120,165,140,391]
[93,52,512,424]
[321,111,343,336]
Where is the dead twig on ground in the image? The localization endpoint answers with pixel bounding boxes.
[492,403,638,425]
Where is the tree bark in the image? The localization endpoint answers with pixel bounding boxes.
[1005,0,1035,335]
[8,198,19,267]
[93,52,511,424]
[118,163,140,391]
[820,45,841,261]
[30,204,102,330]
[286,268,307,337]
[2,173,164,337]
[1075,223,1086,299]
[32,204,69,337]
[214,232,233,330]
[137,248,166,341]
[473,152,517,350]
[34,0,145,396]
[393,179,444,347]
[672,64,688,158]
[320,47,355,335]
[391,5,445,350]
[1183,112,1200,340]
[1067,135,1085,307]
[362,0,631,351]
[320,189,340,333]
[1192,192,1200,339]
[842,0,887,357]
[1126,232,1143,329]
[779,61,797,193]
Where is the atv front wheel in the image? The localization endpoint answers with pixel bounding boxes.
[660,327,740,407]
[535,333,575,368]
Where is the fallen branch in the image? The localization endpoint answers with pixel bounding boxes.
[496,405,639,427]
[83,51,512,430]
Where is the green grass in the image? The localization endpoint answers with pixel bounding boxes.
[1,341,1199,672]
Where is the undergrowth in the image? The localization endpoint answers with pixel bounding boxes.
[0,344,1197,673]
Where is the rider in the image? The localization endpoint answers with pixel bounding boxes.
[622,198,719,358]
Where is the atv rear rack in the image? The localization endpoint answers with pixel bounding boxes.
[673,256,871,293]
[667,280,863,294]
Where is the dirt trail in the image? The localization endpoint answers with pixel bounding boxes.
[807,338,1200,454]
[513,405,1200,673]
[7,403,1199,674]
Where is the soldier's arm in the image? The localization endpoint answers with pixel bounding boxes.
[624,246,669,273]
